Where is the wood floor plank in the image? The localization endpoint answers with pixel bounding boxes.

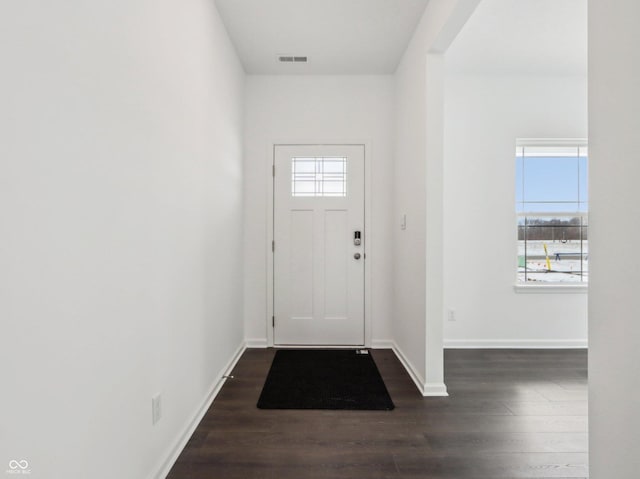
[393,452,589,478]
[503,401,588,416]
[166,348,588,479]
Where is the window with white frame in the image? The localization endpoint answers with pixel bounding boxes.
[516,140,588,284]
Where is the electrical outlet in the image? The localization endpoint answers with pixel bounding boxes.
[447,309,456,321]
[152,394,162,425]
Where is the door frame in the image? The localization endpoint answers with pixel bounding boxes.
[266,139,373,348]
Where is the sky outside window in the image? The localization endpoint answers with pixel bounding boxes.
[516,153,588,213]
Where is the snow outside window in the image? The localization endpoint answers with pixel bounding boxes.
[516,140,588,284]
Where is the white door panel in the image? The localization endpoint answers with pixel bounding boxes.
[274,145,365,346]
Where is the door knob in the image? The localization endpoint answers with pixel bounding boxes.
[354,253,361,260]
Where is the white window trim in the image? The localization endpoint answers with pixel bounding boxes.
[516,138,588,148]
[514,283,588,294]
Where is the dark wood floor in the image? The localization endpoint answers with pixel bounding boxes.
[167,348,588,478]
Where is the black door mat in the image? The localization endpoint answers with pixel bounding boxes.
[257,349,395,410]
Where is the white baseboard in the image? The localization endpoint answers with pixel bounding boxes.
[444,339,588,349]
[150,341,246,479]
[423,382,449,396]
[371,339,393,349]
[245,338,268,348]
[391,342,448,397]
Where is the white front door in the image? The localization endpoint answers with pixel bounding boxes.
[273,144,365,346]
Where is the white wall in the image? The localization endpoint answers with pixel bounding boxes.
[0,2,245,478]
[394,37,428,387]
[443,73,588,347]
[243,75,395,346]
[589,0,640,476]
[393,0,479,395]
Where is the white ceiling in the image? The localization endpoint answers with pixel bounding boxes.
[214,0,431,74]
[446,0,587,76]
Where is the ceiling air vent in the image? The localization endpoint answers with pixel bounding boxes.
[278,55,308,63]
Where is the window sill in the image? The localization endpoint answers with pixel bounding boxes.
[514,283,588,294]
